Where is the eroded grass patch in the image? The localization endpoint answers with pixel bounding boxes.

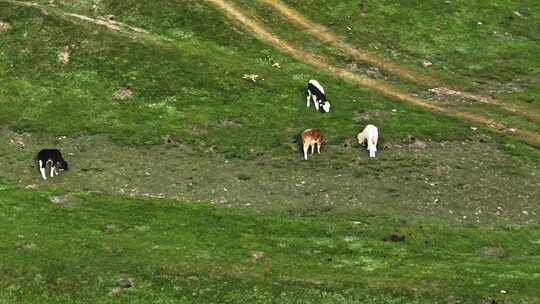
[1,129,538,224]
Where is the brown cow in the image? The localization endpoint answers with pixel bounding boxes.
[301,128,325,160]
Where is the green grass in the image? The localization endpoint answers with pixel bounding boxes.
[2,1,539,156]
[219,0,540,142]
[1,186,540,303]
[0,1,488,155]
[270,0,540,107]
[1,1,540,302]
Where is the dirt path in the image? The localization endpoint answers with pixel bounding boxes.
[2,0,149,35]
[206,0,540,146]
[260,0,540,121]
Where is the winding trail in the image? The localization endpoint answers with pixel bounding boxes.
[206,0,540,146]
[2,0,149,35]
[261,0,540,121]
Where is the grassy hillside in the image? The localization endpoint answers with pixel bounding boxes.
[1,186,540,303]
[1,0,540,303]
[263,0,540,106]
[0,1,475,154]
[221,0,540,142]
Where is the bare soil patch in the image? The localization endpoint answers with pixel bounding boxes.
[113,85,133,100]
[57,46,70,64]
[1,129,538,224]
[16,241,36,251]
[5,1,148,35]
[48,194,83,205]
[352,109,389,122]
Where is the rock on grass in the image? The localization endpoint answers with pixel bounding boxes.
[112,275,135,293]
[57,46,70,64]
[48,195,82,205]
[481,246,507,258]
[16,241,36,250]
[251,250,265,262]
[0,20,11,33]
[113,85,133,100]
[404,135,427,149]
[103,224,119,233]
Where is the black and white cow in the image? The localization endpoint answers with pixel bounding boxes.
[306,80,331,113]
[36,149,68,180]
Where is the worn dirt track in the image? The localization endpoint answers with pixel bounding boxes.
[206,0,540,146]
[2,0,149,35]
[261,0,540,121]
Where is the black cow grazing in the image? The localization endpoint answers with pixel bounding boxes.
[36,149,68,180]
[306,79,331,113]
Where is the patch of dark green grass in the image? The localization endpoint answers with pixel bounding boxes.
[237,173,251,181]
[352,167,370,178]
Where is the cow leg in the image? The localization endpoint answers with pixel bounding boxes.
[317,143,321,154]
[303,143,309,160]
[307,91,311,107]
[39,160,47,180]
[50,166,55,177]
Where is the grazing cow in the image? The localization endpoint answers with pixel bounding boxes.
[357,124,379,158]
[36,149,69,180]
[301,128,325,160]
[306,80,331,113]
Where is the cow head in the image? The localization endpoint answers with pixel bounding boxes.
[321,101,331,113]
[58,160,69,171]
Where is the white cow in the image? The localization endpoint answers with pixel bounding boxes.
[357,124,379,158]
